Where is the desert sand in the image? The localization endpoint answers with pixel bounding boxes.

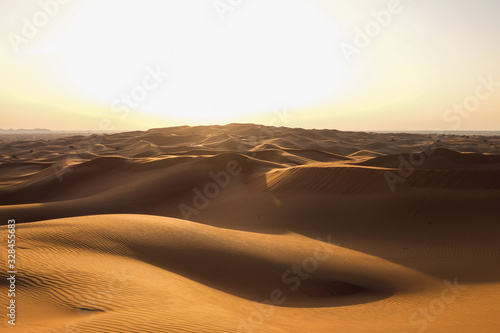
[1,124,500,332]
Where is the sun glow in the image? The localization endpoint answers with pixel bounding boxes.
[2,0,500,130]
[35,0,348,124]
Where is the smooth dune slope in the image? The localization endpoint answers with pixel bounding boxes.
[1,214,498,333]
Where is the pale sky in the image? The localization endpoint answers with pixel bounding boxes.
[1,0,499,131]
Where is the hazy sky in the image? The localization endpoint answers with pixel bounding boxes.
[1,0,499,131]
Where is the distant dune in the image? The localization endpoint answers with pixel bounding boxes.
[1,124,499,332]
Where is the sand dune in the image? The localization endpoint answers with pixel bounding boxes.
[1,124,499,332]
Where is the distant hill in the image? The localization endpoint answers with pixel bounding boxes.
[0,128,52,133]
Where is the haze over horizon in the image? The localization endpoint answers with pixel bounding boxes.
[1,0,499,131]
[2,125,500,134]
